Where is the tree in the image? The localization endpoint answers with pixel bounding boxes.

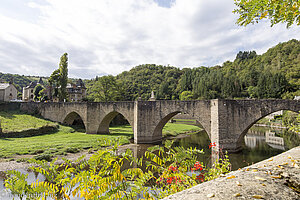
[89,75,119,102]
[49,69,60,99]
[59,53,68,101]
[33,84,45,102]
[179,91,193,100]
[48,53,69,101]
[233,0,300,27]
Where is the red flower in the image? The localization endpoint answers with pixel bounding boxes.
[209,142,217,149]
[167,177,173,184]
[193,161,203,171]
[196,174,204,182]
[169,166,178,172]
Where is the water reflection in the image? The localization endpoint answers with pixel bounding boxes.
[170,126,299,170]
[245,129,286,150]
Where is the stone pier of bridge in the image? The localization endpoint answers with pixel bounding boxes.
[18,99,300,152]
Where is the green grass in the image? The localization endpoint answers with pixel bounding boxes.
[162,123,200,137]
[0,111,57,132]
[0,125,132,158]
[172,119,197,123]
[0,112,201,159]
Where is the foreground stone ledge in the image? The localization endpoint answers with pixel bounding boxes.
[163,146,300,200]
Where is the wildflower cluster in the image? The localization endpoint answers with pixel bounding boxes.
[191,161,205,183]
[169,165,178,172]
[191,161,203,171]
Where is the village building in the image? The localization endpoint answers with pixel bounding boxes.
[22,78,44,102]
[0,83,18,101]
[23,78,86,102]
[67,79,86,102]
[265,110,283,120]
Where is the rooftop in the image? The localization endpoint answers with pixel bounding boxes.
[0,83,10,90]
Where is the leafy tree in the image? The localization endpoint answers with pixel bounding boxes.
[88,75,120,102]
[177,68,193,93]
[180,91,193,100]
[33,84,45,102]
[157,81,171,99]
[233,0,300,27]
[59,53,68,101]
[48,69,60,99]
[48,53,69,101]
[235,51,257,61]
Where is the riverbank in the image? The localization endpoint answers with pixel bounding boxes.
[0,129,201,172]
[163,145,300,200]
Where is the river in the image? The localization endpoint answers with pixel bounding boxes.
[0,125,299,199]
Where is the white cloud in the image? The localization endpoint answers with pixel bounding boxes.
[0,0,299,78]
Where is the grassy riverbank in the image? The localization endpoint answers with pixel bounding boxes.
[0,112,200,159]
[0,111,57,132]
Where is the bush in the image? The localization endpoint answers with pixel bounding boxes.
[32,149,44,155]
[33,153,52,162]
[65,147,80,153]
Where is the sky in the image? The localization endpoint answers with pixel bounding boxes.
[0,0,299,79]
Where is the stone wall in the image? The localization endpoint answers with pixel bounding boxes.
[0,102,21,111]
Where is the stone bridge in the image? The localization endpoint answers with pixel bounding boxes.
[19,99,300,152]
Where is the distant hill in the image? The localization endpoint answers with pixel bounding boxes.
[0,73,34,93]
[0,72,81,95]
[86,39,300,101]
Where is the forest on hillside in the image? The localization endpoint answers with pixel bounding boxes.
[0,39,299,101]
[86,39,300,101]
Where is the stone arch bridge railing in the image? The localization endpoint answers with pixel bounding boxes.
[19,99,300,152]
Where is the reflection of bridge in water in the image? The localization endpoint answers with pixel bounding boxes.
[244,129,285,150]
[17,99,299,152]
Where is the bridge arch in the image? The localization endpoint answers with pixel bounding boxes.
[236,108,299,148]
[97,111,133,134]
[153,110,211,141]
[63,111,86,131]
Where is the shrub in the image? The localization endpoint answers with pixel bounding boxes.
[33,153,52,162]
[65,147,79,153]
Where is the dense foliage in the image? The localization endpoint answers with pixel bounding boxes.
[233,0,300,27]
[86,39,300,101]
[33,84,46,101]
[5,140,231,200]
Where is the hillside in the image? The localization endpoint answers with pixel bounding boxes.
[86,39,300,101]
[0,73,33,93]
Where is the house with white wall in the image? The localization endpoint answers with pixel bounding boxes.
[0,83,18,101]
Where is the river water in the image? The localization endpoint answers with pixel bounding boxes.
[172,125,299,170]
[0,125,299,199]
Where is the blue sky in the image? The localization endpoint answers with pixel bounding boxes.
[0,0,299,79]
